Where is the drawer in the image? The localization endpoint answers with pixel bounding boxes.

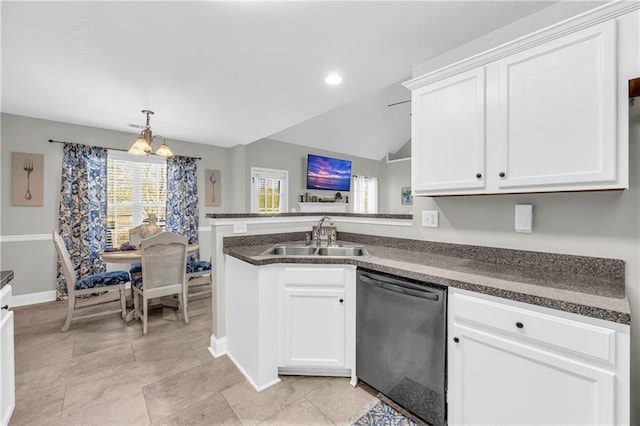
[451,291,615,363]
[284,267,346,287]
[0,285,11,321]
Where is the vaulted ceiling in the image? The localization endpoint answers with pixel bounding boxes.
[2,1,561,160]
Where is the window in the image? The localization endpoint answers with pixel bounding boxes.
[106,151,167,248]
[251,167,288,214]
[352,175,378,214]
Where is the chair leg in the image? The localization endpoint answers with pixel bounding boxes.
[133,290,139,320]
[61,296,75,332]
[143,295,148,336]
[120,285,127,319]
[179,293,189,325]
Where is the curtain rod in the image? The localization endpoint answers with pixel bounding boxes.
[48,139,202,160]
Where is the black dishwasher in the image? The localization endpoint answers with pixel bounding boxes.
[356,268,447,426]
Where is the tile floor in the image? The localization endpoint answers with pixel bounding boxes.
[9,294,381,425]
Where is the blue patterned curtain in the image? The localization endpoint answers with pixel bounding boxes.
[166,155,199,256]
[57,143,108,299]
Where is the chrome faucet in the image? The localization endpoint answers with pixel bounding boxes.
[316,216,334,247]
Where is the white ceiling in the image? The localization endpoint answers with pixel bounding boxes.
[2,1,558,160]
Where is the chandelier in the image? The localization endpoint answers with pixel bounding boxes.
[128,109,173,157]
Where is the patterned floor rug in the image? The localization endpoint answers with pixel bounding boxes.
[350,399,419,426]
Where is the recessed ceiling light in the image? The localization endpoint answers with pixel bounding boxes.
[324,73,343,85]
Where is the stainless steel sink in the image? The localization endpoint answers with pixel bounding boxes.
[261,245,318,256]
[316,246,368,257]
[261,244,368,257]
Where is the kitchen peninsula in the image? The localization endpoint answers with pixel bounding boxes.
[207,212,630,425]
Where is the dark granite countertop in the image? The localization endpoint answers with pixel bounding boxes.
[224,233,630,325]
[207,212,412,220]
[0,270,14,289]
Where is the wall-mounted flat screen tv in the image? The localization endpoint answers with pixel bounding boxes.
[307,154,352,192]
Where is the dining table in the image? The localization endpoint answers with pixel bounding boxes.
[99,243,199,321]
[99,243,199,264]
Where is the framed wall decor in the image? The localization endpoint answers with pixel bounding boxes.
[401,187,413,205]
[12,152,44,207]
[205,169,221,207]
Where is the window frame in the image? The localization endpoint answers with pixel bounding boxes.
[106,150,167,248]
[250,166,289,214]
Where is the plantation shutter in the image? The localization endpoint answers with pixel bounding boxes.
[106,151,167,248]
[251,167,289,214]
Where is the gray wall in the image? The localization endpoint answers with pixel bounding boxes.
[0,113,229,296]
[380,158,412,214]
[245,138,384,212]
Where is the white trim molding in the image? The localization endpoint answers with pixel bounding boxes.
[209,334,227,358]
[209,216,413,228]
[12,290,56,307]
[0,234,51,243]
[226,351,281,392]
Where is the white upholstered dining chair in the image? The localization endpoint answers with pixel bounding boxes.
[52,231,129,332]
[131,232,189,335]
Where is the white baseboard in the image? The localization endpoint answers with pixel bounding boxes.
[226,351,281,392]
[12,290,57,307]
[209,334,227,358]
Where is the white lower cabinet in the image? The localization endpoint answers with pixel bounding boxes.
[283,287,345,367]
[448,288,629,426]
[0,285,15,426]
[225,256,355,391]
[279,265,355,377]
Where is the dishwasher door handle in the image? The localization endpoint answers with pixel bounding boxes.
[360,275,439,301]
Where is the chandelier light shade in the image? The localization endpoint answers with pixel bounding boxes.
[128,109,173,157]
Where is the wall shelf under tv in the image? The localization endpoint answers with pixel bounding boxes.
[298,202,349,213]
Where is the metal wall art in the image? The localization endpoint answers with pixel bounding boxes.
[205,169,221,207]
[12,152,44,207]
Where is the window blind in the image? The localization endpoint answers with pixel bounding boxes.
[251,167,289,213]
[106,151,167,248]
[352,175,379,214]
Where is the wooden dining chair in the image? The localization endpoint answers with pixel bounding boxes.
[132,232,189,335]
[52,231,129,332]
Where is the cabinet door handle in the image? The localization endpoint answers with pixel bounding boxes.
[1,305,8,310]
[476,173,482,179]
[453,337,459,343]
[516,321,524,329]
[339,299,344,303]
[499,172,506,178]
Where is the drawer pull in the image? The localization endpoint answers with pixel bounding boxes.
[516,321,524,329]
[499,172,506,178]
[476,173,482,179]
[339,299,344,303]
[1,305,8,310]
[453,337,460,343]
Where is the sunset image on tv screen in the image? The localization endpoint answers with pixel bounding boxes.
[307,154,352,191]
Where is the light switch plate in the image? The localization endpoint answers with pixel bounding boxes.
[233,223,247,234]
[422,211,439,228]
[515,204,533,233]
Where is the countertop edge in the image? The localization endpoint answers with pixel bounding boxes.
[223,249,631,325]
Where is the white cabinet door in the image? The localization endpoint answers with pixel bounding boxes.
[283,287,345,368]
[411,67,486,194]
[0,285,15,426]
[449,323,615,426]
[495,21,617,191]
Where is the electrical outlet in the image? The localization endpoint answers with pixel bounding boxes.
[422,211,439,228]
[233,223,247,234]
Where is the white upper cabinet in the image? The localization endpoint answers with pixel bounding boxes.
[411,68,486,193]
[405,4,637,196]
[495,21,617,190]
